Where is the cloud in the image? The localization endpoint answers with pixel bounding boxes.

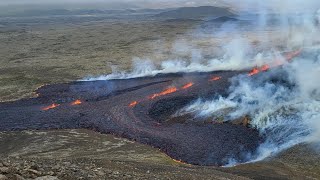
[0,0,224,9]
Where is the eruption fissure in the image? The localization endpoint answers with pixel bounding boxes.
[71,99,82,106]
[149,87,178,99]
[42,100,83,111]
[42,103,60,111]
[209,76,222,81]
[129,82,197,107]
[182,82,194,89]
[41,49,301,113]
[127,50,300,109]
[129,101,138,107]
[248,50,301,76]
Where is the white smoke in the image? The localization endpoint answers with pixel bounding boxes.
[178,55,320,163]
[83,1,320,164]
[83,37,281,81]
[178,50,320,164]
[84,1,320,81]
[168,1,320,164]
[224,0,320,13]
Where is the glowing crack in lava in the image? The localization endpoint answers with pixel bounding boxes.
[209,76,222,81]
[182,82,194,89]
[71,99,82,106]
[248,50,301,76]
[248,67,261,76]
[260,64,270,71]
[42,103,60,111]
[130,83,193,108]
[129,101,138,107]
[149,87,178,99]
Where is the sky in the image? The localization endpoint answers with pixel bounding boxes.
[0,0,221,7]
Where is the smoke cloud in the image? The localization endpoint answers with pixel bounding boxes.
[21,0,307,166]
[84,0,320,165]
[170,1,320,165]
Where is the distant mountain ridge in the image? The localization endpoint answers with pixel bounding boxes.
[155,6,236,19]
[0,8,167,17]
[0,6,236,19]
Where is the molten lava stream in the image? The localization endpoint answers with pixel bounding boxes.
[209,76,222,81]
[182,82,194,89]
[260,64,270,71]
[42,103,60,111]
[129,101,138,107]
[248,65,271,76]
[71,99,82,106]
[248,65,270,76]
[149,87,178,99]
[248,67,260,76]
[248,49,301,76]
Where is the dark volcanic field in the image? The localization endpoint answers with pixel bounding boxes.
[0,70,263,166]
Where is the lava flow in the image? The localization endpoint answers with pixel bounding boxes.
[129,101,138,107]
[0,50,302,166]
[182,82,194,89]
[209,76,222,81]
[0,70,267,166]
[248,67,261,76]
[248,49,301,76]
[42,103,60,111]
[248,64,272,76]
[260,64,270,71]
[149,87,178,99]
[71,99,82,106]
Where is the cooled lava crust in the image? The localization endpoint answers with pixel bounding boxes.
[0,71,263,166]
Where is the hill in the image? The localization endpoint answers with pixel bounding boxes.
[155,6,235,19]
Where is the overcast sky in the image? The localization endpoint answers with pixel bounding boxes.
[0,0,222,7]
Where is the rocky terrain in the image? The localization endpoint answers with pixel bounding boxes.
[0,130,250,180]
[1,130,320,179]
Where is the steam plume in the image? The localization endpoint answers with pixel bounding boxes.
[85,1,320,164]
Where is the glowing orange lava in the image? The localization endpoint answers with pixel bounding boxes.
[260,64,270,71]
[248,64,270,76]
[149,87,178,99]
[129,101,138,107]
[248,67,260,76]
[71,99,82,106]
[248,49,301,76]
[182,82,194,89]
[209,76,222,81]
[42,103,60,111]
